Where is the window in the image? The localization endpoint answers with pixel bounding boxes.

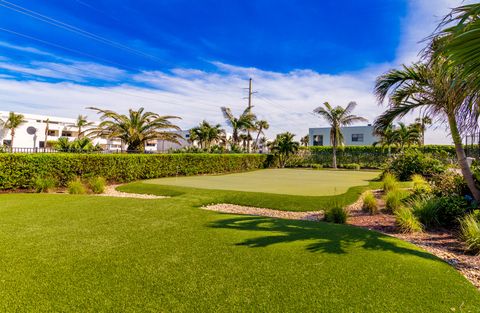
[146,142,156,147]
[39,141,45,148]
[313,135,323,146]
[61,131,73,137]
[48,130,57,136]
[352,134,364,142]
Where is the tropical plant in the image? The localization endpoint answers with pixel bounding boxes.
[385,189,408,213]
[0,112,26,149]
[67,179,86,194]
[190,121,225,149]
[34,177,56,193]
[459,213,480,255]
[324,206,348,224]
[73,115,94,139]
[312,102,367,168]
[414,115,432,146]
[253,120,269,152]
[411,174,432,195]
[395,207,423,233]
[238,133,251,151]
[373,124,397,156]
[382,173,398,192]
[87,107,181,152]
[88,177,106,194]
[394,122,420,151]
[220,107,256,147]
[373,58,480,201]
[300,135,309,147]
[44,118,50,150]
[362,191,378,214]
[268,132,300,168]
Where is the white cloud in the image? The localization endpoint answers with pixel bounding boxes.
[0,0,472,144]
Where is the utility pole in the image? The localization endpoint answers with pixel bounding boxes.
[247,78,253,152]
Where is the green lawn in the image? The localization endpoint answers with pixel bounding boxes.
[0,177,479,312]
[147,168,379,196]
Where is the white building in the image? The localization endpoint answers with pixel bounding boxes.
[0,111,191,152]
[309,125,379,146]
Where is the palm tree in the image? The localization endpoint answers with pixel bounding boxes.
[220,107,256,146]
[436,3,480,90]
[373,124,397,156]
[300,135,309,147]
[44,118,50,151]
[268,132,300,168]
[312,102,367,168]
[0,112,26,150]
[238,133,251,151]
[374,60,480,201]
[73,115,94,139]
[253,120,269,152]
[394,122,420,152]
[86,107,182,152]
[190,121,225,149]
[414,115,432,146]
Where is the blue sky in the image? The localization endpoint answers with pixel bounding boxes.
[0,0,470,143]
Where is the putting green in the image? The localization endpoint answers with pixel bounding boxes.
[147,169,379,196]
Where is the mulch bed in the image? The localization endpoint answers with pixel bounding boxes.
[348,190,480,289]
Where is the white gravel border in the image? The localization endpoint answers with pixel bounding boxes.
[96,185,168,199]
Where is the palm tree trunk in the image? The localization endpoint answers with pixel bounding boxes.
[332,135,337,169]
[448,114,480,201]
[254,128,262,152]
[10,129,15,152]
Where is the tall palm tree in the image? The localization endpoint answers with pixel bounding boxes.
[374,60,480,201]
[414,115,432,146]
[190,121,225,149]
[86,107,182,152]
[0,112,26,150]
[268,132,299,168]
[312,102,367,168]
[394,122,421,152]
[253,120,269,152]
[220,107,256,146]
[73,115,94,139]
[373,124,398,156]
[238,133,251,151]
[44,118,50,151]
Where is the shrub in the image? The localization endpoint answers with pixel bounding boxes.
[409,195,439,228]
[459,214,480,255]
[384,150,446,181]
[0,153,268,190]
[67,179,86,194]
[324,206,347,224]
[432,196,469,228]
[88,177,106,194]
[311,163,323,170]
[385,189,409,213]
[382,173,398,193]
[362,191,378,214]
[431,172,469,197]
[341,163,361,170]
[411,174,432,195]
[34,177,56,193]
[395,207,423,233]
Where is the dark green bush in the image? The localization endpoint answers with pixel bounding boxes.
[432,196,470,228]
[384,151,446,181]
[0,153,268,190]
[324,206,347,224]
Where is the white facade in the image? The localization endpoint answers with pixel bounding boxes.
[0,111,190,152]
[309,125,379,146]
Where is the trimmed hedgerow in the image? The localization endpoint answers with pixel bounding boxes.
[0,153,268,190]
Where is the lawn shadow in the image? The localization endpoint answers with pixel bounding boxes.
[208,215,440,262]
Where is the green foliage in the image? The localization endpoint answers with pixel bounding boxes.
[311,163,323,170]
[459,213,480,255]
[324,206,347,224]
[411,174,432,195]
[362,191,378,214]
[409,195,439,228]
[430,196,469,228]
[385,189,409,213]
[0,153,268,190]
[395,207,423,233]
[34,177,56,193]
[268,132,300,168]
[431,171,469,197]
[384,150,446,181]
[53,137,102,153]
[88,177,106,194]
[382,173,398,192]
[67,179,86,194]
[340,163,361,170]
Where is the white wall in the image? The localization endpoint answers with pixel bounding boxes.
[309,125,379,146]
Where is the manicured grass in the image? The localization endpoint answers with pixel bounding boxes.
[147,169,379,196]
[0,185,479,312]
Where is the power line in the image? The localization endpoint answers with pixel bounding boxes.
[0,0,166,64]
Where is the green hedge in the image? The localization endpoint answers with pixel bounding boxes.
[0,153,268,190]
[294,145,470,168]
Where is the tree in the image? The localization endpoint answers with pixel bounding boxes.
[373,60,480,201]
[220,107,256,146]
[253,120,269,152]
[238,133,251,151]
[394,122,421,152]
[190,120,225,149]
[86,107,182,152]
[373,124,397,156]
[268,132,299,168]
[73,115,94,139]
[44,118,50,151]
[0,112,26,150]
[312,102,367,168]
[414,115,432,146]
[300,135,309,147]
